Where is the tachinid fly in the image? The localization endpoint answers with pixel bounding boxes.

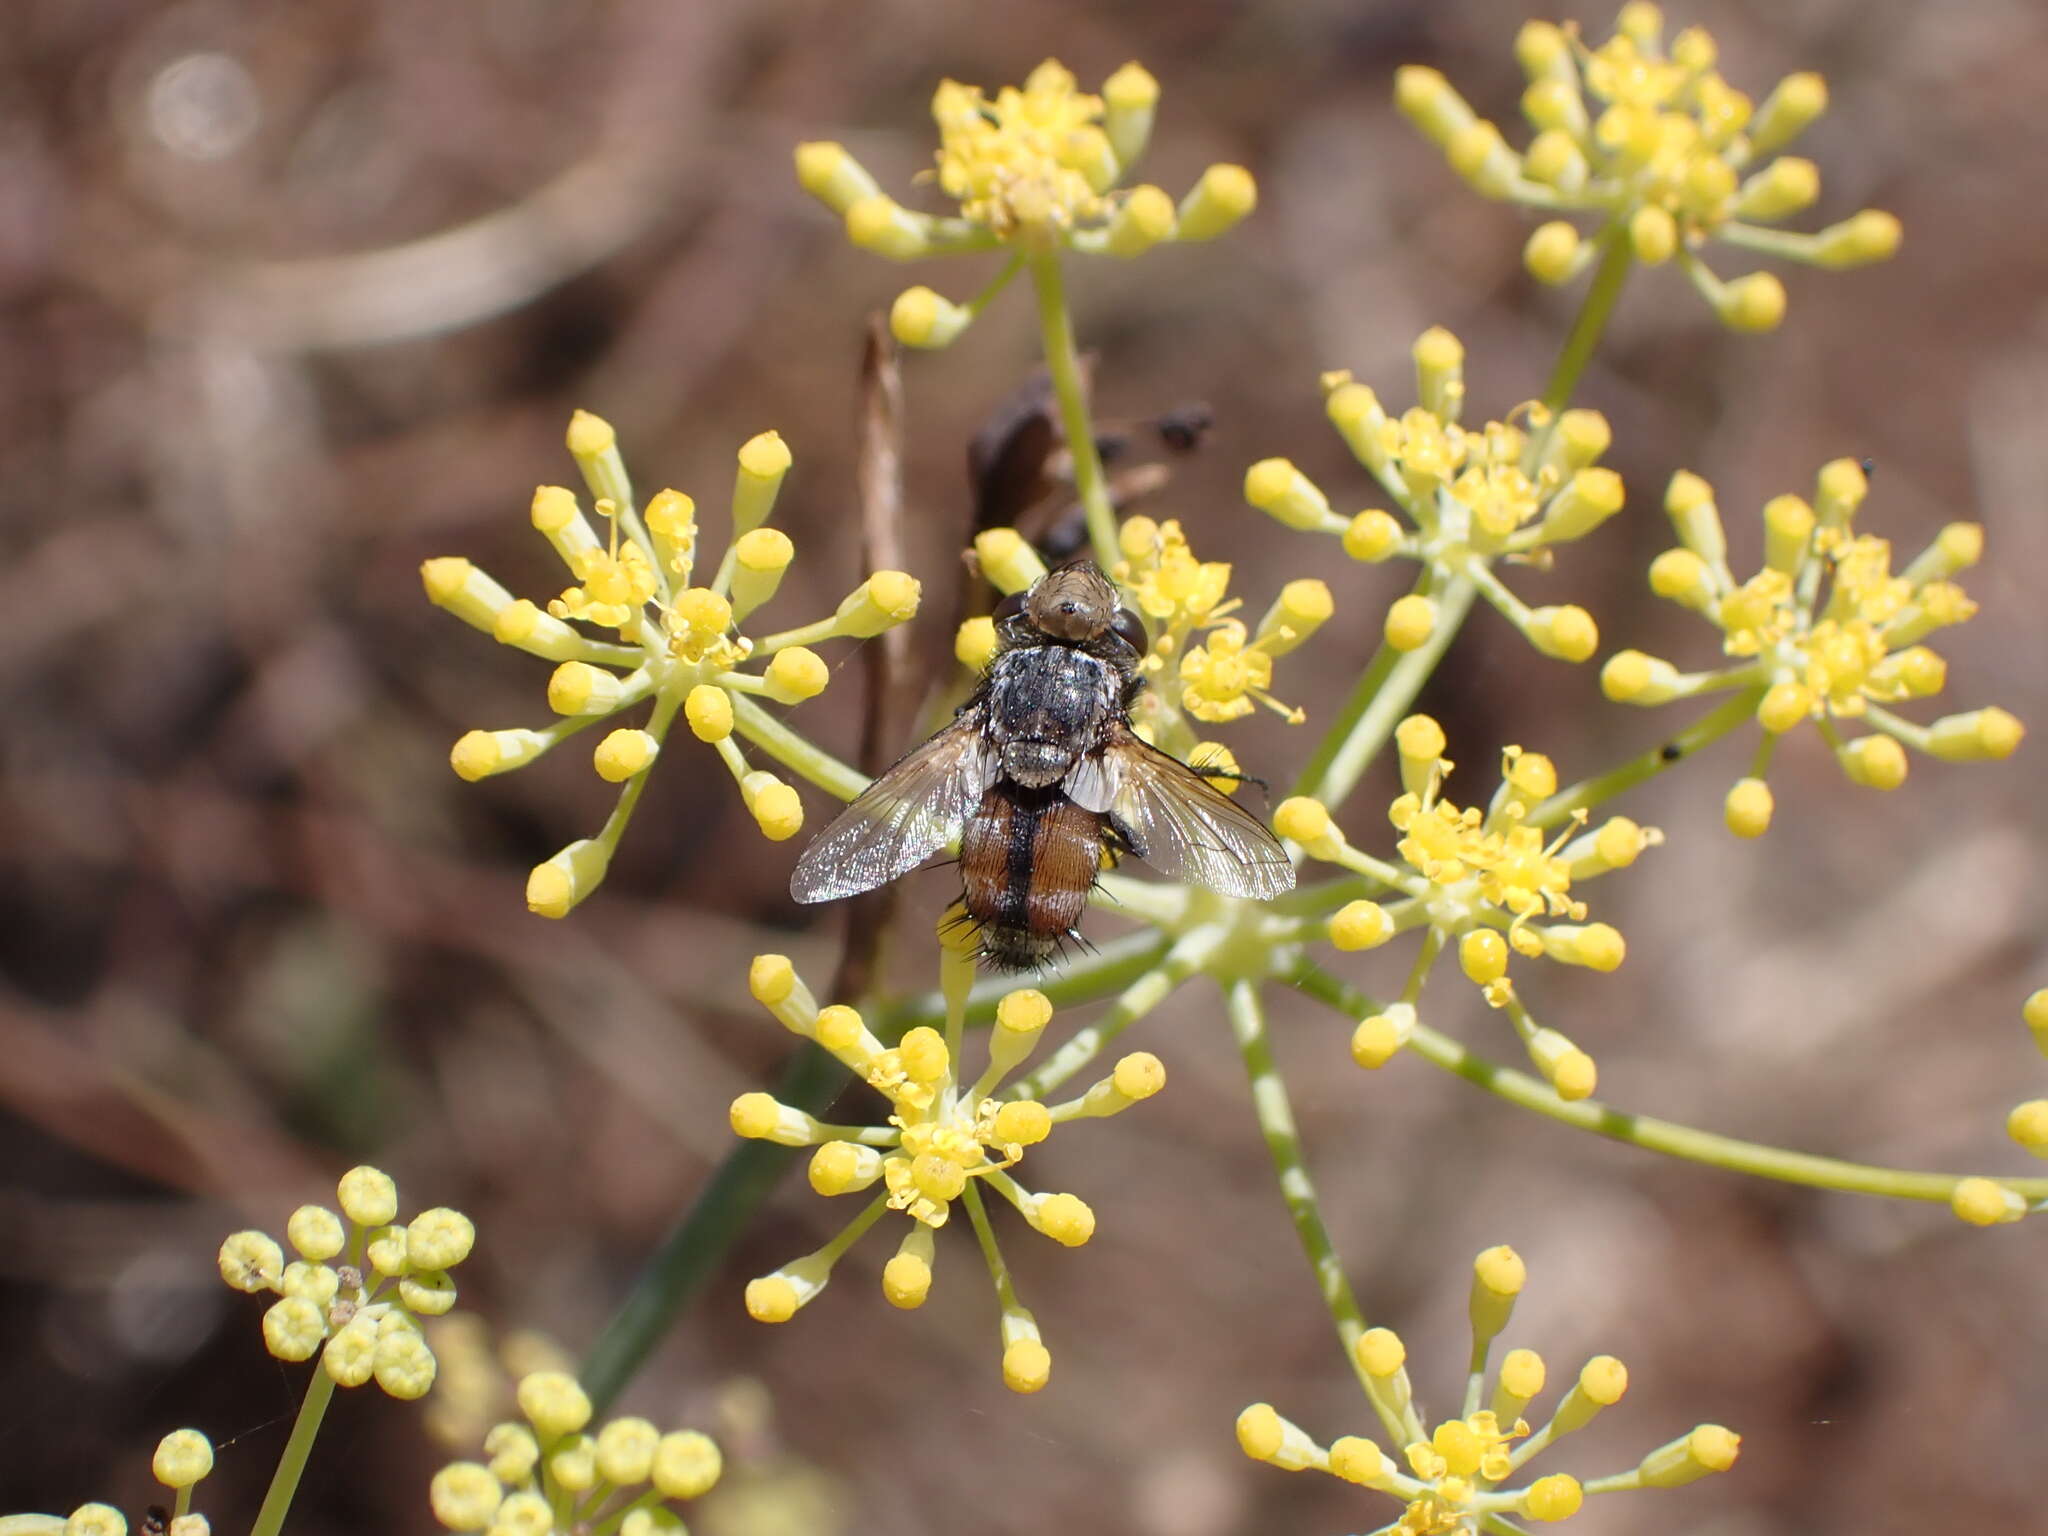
[789,561,1294,969]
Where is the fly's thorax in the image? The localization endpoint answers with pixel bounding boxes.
[988,646,1121,748]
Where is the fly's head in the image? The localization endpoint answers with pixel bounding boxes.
[995,560,1148,665]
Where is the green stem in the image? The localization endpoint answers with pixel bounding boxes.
[581,1041,843,1411]
[1528,690,1760,830]
[1005,928,1216,1101]
[728,693,869,802]
[248,1364,338,1536]
[1291,963,2048,1202]
[1294,574,1480,811]
[1027,250,1119,567]
[1225,978,1420,1448]
[1541,220,1634,414]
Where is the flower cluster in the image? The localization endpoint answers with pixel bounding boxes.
[734,917,1165,1393]
[429,1371,721,1535]
[1398,5,1899,332]
[1248,328,1617,665]
[1239,1246,1740,1532]
[50,1430,217,1536]
[216,1164,474,1399]
[1276,715,1656,1100]
[794,59,1256,349]
[423,410,920,915]
[1602,459,2021,837]
[958,521,1327,764]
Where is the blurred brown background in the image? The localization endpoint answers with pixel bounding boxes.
[5,1,2047,1532]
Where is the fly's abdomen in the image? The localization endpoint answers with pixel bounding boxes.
[959,786,1104,971]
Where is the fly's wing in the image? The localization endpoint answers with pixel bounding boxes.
[1070,730,1295,899]
[788,714,996,902]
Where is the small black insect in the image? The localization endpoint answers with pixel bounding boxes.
[790,561,1294,968]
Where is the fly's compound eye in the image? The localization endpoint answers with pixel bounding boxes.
[993,591,1027,624]
[1110,608,1149,655]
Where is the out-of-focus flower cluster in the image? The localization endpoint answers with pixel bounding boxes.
[423,410,921,915]
[1398,4,1899,332]
[1239,1246,1739,1532]
[733,920,1165,1394]
[957,523,1328,769]
[1248,328,1617,665]
[794,59,1257,350]
[1602,459,2020,838]
[216,1164,474,1400]
[1276,714,1657,1101]
[429,1371,721,1535]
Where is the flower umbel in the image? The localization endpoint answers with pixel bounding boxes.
[218,1164,473,1399]
[423,413,914,914]
[1603,459,2020,836]
[796,60,1255,351]
[1249,328,1615,666]
[1398,7,1900,332]
[1279,715,1656,1098]
[733,917,1164,1392]
[1238,1245,1740,1532]
[428,1371,721,1533]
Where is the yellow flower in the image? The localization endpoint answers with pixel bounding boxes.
[1608,461,2019,807]
[1252,330,1619,668]
[424,416,910,914]
[1239,1245,1738,1530]
[735,935,1161,1390]
[1397,12,1900,330]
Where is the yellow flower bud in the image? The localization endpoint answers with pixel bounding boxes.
[593,728,659,783]
[1244,458,1339,532]
[338,1166,398,1226]
[1330,900,1394,952]
[1343,509,1404,562]
[1234,1403,1316,1469]
[807,1141,885,1194]
[764,646,829,704]
[890,286,972,349]
[650,1431,722,1500]
[548,661,630,717]
[1523,131,1587,192]
[1273,796,1333,848]
[517,1371,593,1438]
[1350,1005,1414,1069]
[526,838,611,918]
[1542,922,1625,971]
[1447,120,1516,197]
[1927,707,2024,762]
[836,570,922,637]
[153,1429,215,1489]
[1814,209,1902,269]
[1187,742,1242,793]
[1757,681,1814,734]
[1523,1473,1584,1521]
[1105,184,1176,256]
[974,528,1048,596]
[882,1250,932,1310]
[594,1417,660,1487]
[1638,1424,1742,1488]
[742,773,804,841]
[1838,734,1907,790]
[1527,604,1598,662]
[955,616,998,673]
[730,526,794,618]
[1735,156,1820,221]
[1002,1336,1052,1394]
[1648,548,1716,611]
[1103,62,1160,169]
[287,1205,345,1262]
[684,684,733,742]
[1716,271,1787,332]
[1028,1192,1095,1247]
[1629,204,1677,265]
[1724,777,1774,838]
[992,1101,1052,1147]
[844,195,937,260]
[1460,929,1508,985]
[420,556,515,633]
[794,140,882,214]
[1750,71,1828,156]
[1524,220,1583,284]
[1255,580,1334,656]
[1395,64,1476,147]
[1176,164,1257,241]
[429,1462,505,1532]
[1385,593,1437,652]
[1412,326,1464,421]
[1951,1175,2026,1226]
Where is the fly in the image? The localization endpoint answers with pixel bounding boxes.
[789,560,1294,969]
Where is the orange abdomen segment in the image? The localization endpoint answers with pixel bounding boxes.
[959,787,1104,969]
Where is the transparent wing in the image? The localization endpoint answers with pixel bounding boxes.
[789,715,995,903]
[1095,731,1295,899]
